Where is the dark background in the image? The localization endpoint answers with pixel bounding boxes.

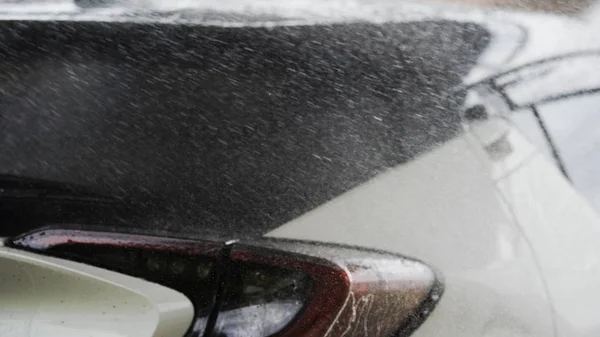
[0,20,489,237]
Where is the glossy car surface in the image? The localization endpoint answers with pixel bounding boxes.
[1,1,600,337]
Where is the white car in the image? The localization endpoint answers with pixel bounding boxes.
[1,1,600,337]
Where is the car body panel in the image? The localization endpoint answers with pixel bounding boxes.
[497,153,600,337]
[267,119,555,337]
[0,246,194,337]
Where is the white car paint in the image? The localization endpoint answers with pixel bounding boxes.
[267,115,600,337]
[497,152,600,337]
[0,246,194,337]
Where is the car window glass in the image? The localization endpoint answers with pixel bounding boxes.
[538,93,600,209]
[498,54,600,108]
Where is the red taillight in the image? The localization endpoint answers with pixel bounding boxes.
[210,244,350,337]
[9,228,442,337]
[215,242,442,337]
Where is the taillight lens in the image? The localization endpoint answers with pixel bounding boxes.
[8,228,443,337]
[210,253,314,337]
[214,242,442,337]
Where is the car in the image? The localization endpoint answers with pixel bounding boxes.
[1,1,600,337]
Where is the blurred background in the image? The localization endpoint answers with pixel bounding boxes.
[0,0,596,14]
[462,0,591,14]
